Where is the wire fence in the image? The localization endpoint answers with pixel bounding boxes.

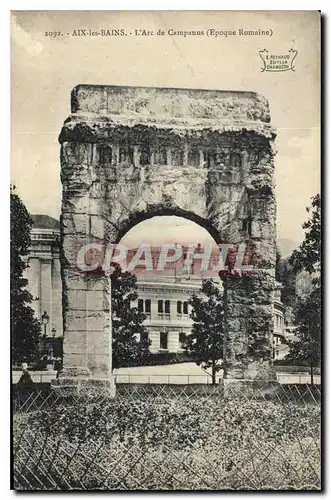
[12,371,320,386]
[12,383,321,491]
[114,374,223,385]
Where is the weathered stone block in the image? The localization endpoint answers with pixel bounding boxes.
[87,354,111,376]
[251,220,274,239]
[66,310,109,332]
[66,289,106,311]
[61,142,92,166]
[62,213,88,236]
[87,331,111,354]
[61,352,87,368]
[90,215,104,239]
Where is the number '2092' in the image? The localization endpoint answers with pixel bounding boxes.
[45,31,62,38]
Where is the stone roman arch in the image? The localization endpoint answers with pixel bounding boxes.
[56,84,277,393]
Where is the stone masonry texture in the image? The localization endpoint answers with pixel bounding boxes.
[59,84,277,385]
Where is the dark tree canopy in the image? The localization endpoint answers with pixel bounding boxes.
[289,194,321,276]
[110,263,150,368]
[183,279,224,385]
[11,186,41,364]
[286,194,321,380]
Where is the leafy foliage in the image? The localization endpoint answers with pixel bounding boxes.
[26,392,320,450]
[111,263,150,368]
[117,351,194,368]
[11,186,41,363]
[183,279,224,384]
[290,194,321,276]
[286,194,321,376]
[287,287,321,372]
[19,390,320,490]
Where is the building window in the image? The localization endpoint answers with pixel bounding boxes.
[160,331,168,350]
[179,331,186,347]
[177,301,182,314]
[183,302,188,315]
[145,299,151,314]
[165,300,170,314]
[158,300,163,313]
[154,146,167,165]
[138,299,144,312]
[140,146,151,166]
[188,147,200,166]
[276,349,279,358]
[140,331,148,343]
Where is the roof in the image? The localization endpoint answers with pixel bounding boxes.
[31,214,60,230]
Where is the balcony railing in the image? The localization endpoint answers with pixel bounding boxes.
[157,313,170,320]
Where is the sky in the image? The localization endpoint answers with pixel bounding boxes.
[11,11,320,247]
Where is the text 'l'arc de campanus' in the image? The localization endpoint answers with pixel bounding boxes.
[55,84,277,394]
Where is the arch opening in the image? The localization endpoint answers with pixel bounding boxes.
[109,206,224,247]
[116,215,224,281]
[115,215,223,359]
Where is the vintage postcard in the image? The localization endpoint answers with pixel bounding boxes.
[11,10,321,491]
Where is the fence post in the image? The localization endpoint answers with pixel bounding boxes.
[188,375,190,385]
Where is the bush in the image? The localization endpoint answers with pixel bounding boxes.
[14,390,321,490]
[119,351,194,367]
[25,392,320,453]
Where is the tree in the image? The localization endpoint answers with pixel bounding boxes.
[286,194,321,383]
[290,194,321,275]
[183,279,224,385]
[11,186,41,364]
[287,287,321,384]
[110,263,150,368]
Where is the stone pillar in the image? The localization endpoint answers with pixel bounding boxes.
[133,145,140,167]
[199,149,204,167]
[166,147,172,166]
[27,257,41,318]
[53,140,115,395]
[222,144,276,383]
[40,258,52,335]
[51,256,63,335]
[183,142,189,166]
[222,272,275,380]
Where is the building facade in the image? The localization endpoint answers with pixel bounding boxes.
[272,282,287,360]
[132,276,200,353]
[24,215,63,338]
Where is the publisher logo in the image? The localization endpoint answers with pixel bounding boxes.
[259,48,298,72]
